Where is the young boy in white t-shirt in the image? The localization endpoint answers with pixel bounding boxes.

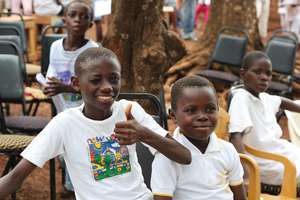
[44,0,99,113]
[0,47,191,200]
[229,51,300,186]
[151,76,246,200]
[43,1,99,196]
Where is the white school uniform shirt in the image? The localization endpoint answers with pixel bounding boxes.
[46,38,99,113]
[151,128,243,200]
[21,100,168,200]
[229,88,300,185]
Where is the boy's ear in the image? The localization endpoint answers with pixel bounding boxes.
[71,76,80,92]
[169,108,176,121]
[239,68,246,79]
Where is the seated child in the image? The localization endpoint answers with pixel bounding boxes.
[229,51,300,186]
[0,47,191,200]
[151,76,246,200]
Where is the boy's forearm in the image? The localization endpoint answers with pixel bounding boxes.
[229,132,245,154]
[280,97,300,112]
[141,131,191,164]
[0,159,36,198]
[0,173,23,198]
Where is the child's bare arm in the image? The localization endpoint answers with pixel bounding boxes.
[280,97,300,112]
[0,159,36,198]
[230,132,245,154]
[154,195,172,200]
[230,184,247,200]
[114,118,191,164]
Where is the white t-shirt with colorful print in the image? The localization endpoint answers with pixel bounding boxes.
[21,100,168,200]
[46,38,99,113]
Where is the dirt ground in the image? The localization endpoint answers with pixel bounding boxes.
[0,2,298,199]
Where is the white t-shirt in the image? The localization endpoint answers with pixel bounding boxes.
[46,38,99,113]
[21,100,168,200]
[229,88,300,184]
[151,128,243,200]
[34,0,62,15]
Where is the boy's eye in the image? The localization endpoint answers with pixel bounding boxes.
[68,12,76,18]
[205,105,217,113]
[90,79,100,84]
[109,75,120,84]
[184,107,196,114]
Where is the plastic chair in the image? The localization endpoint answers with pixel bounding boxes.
[285,101,300,148]
[0,12,27,53]
[0,54,50,135]
[197,26,248,89]
[0,133,34,200]
[265,29,298,98]
[117,92,168,189]
[0,25,40,78]
[40,25,66,76]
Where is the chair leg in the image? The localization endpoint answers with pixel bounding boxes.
[2,155,16,176]
[50,158,56,200]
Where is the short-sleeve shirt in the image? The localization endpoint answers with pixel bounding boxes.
[46,38,99,113]
[229,88,300,184]
[151,128,243,200]
[21,100,168,200]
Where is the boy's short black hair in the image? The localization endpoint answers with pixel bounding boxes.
[171,76,217,111]
[64,0,94,21]
[241,51,271,70]
[75,47,121,76]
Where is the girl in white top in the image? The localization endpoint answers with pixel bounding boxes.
[0,47,191,200]
[229,51,300,185]
[151,76,246,200]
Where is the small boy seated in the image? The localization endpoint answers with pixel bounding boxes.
[151,76,246,200]
[229,51,300,186]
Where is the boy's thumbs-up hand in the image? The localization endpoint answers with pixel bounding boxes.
[114,103,146,145]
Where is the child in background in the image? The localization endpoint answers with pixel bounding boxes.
[229,51,300,186]
[151,76,246,200]
[0,47,191,200]
[43,0,99,197]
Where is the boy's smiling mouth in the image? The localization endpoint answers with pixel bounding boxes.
[97,96,113,104]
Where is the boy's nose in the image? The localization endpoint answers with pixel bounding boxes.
[100,81,113,92]
[196,112,208,121]
[260,73,270,81]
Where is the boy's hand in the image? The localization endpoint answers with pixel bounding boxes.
[43,77,77,97]
[114,104,147,145]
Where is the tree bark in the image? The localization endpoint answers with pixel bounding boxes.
[103,0,187,96]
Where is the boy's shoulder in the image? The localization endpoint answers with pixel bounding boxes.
[50,38,64,49]
[53,106,82,122]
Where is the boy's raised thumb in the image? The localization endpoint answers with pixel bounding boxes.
[124,103,133,120]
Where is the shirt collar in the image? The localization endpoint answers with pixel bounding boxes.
[174,128,221,154]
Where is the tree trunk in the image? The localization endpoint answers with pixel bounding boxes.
[103,0,187,96]
[163,0,261,104]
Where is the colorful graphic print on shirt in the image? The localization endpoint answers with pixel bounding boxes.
[87,134,131,180]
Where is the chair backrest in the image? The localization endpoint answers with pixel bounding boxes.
[118,92,168,129]
[208,26,248,69]
[41,25,65,75]
[0,39,26,79]
[118,92,168,189]
[265,30,298,76]
[0,54,24,103]
[0,21,26,53]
